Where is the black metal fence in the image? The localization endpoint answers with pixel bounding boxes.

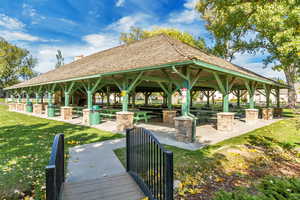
[126,127,174,200]
[45,134,65,200]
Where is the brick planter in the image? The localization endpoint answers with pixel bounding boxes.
[33,104,43,115]
[61,107,73,120]
[83,109,91,125]
[23,104,27,112]
[17,103,24,111]
[262,108,273,120]
[217,112,235,131]
[163,110,177,125]
[116,112,134,132]
[174,116,193,143]
[245,109,259,123]
[8,103,17,111]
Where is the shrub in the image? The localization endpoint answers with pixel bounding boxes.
[213,177,300,200]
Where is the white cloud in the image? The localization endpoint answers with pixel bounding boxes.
[0,14,25,30]
[0,30,43,42]
[30,33,119,73]
[232,52,285,80]
[168,0,200,24]
[115,0,125,7]
[106,14,151,32]
[22,3,46,24]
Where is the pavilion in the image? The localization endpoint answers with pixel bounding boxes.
[4,34,287,143]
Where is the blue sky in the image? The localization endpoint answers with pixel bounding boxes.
[0,0,284,79]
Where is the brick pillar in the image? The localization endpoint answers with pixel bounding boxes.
[262,108,273,120]
[245,109,259,123]
[61,106,73,120]
[33,104,43,115]
[116,112,134,132]
[174,116,193,143]
[23,104,27,112]
[83,109,91,125]
[45,105,48,116]
[273,108,283,118]
[17,103,23,111]
[163,110,177,125]
[8,103,16,111]
[217,112,235,131]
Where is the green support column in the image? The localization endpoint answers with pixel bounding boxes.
[276,87,280,108]
[25,93,33,112]
[64,92,70,106]
[263,84,271,108]
[167,94,172,109]
[87,89,93,110]
[26,93,30,104]
[113,72,143,112]
[245,81,257,109]
[236,90,241,108]
[18,94,21,103]
[48,92,55,117]
[35,93,40,104]
[122,90,129,112]
[182,80,191,116]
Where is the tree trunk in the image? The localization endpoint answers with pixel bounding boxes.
[284,69,297,108]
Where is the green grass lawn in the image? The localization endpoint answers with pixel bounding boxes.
[0,104,123,200]
[0,98,4,103]
[115,110,300,200]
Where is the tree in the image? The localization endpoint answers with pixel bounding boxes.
[196,0,300,107]
[55,49,64,68]
[120,27,209,52]
[0,38,37,88]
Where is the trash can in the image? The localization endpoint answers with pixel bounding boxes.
[90,105,101,125]
[48,105,55,117]
[26,102,33,112]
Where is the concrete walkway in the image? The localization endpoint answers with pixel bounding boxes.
[66,138,126,183]
[9,108,285,183]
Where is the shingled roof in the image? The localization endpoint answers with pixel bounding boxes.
[6,34,282,89]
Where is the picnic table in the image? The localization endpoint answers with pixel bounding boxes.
[134,111,154,123]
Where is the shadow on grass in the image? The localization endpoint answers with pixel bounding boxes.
[114,135,300,200]
[0,121,123,199]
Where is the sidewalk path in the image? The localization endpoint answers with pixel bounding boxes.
[66,138,126,183]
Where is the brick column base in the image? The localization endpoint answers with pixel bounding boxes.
[116,112,134,132]
[163,110,177,125]
[61,107,73,120]
[174,116,193,143]
[273,108,283,118]
[217,112,235,131]
[33,104,43,115]
[45,105,48,116]
[8,103,17,111]
[83,109,91,125]
[262,108,273,120]
[23,104,27,112]
[16,103,23,111]
[245,109,259,123]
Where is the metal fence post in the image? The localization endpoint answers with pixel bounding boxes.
[46,165,56,200]
[165,151,174,200]
[126,128,131,172]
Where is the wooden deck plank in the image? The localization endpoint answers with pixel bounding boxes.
[62,172,145,200]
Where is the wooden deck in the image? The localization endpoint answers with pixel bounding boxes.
[61,172,145,200]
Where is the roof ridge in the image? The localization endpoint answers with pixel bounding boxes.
[162,34,196,60]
